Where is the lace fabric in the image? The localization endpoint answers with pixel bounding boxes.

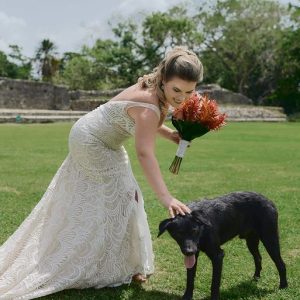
[0,101,158,299]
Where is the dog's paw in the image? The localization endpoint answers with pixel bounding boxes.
[182,293,193,300]
[279,281,288,289]
[253,275,260,282]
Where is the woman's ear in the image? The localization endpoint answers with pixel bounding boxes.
[157,218,173,237]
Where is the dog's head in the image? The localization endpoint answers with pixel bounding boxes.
[158,211,211,269]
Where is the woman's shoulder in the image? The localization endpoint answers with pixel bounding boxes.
[110,84,159,107]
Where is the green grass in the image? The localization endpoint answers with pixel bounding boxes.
[0,122,299,300]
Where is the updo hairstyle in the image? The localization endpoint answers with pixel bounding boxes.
[138,46,203,114]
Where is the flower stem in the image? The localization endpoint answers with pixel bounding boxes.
[169,156,183,174]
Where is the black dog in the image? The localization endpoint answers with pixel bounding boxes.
[158,191,288,300]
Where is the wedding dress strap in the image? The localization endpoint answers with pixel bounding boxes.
[124,101,161,119]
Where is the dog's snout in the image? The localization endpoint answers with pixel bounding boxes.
[182,242,197,255]
[184,249,195,256]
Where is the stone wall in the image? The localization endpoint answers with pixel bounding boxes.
[219,105,286,121]
[0,77,125,111]
[0,77,70,110]
[69,84,254,111]
[0,78,287,122]
[198,84,253,105]
[69,88,124,101]
[0,77,256,111]
[69,88,123,110]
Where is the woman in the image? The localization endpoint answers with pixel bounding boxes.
[0,46,203,299]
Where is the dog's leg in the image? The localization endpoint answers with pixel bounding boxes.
[245,234,262,280]
[261,235,288,289]
[259,205,288,289]
[182,251,200,300]
[207,248,224,300]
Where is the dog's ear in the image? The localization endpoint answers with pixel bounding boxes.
[191,211,212,227]
[157,218,173,237]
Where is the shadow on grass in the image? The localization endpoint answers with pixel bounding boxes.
[199,279,273,300]
[37,278,277,300]
[38,282,181,300]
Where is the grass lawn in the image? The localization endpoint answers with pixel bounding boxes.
[0,121,299,299]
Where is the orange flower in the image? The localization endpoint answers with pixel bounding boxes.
[173,93,226,130]
[170,92,226,174]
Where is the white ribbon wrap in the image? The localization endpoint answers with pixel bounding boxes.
[175,139,190,158]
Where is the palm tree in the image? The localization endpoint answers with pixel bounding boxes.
[35,39,59,82]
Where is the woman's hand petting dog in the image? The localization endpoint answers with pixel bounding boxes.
[162,197,191,218]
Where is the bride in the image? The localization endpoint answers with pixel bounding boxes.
[0,46,203,299]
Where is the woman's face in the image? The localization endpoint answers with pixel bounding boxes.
[163,77,197,108]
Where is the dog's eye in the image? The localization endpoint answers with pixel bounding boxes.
[192,227,198,233]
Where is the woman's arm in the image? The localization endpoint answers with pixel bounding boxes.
[128,106,190,217]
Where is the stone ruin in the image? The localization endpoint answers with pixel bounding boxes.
[0,77,286,122]
[0,78,253,111]
[0,77,70,110]
[198,84,253,105]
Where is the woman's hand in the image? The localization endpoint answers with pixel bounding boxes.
[169,130,181,144]
[161,196,191,218]
[169,130,192,149]
[157,125,181,144]
[157,125,191,147]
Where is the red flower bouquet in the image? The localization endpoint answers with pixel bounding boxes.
[169,92,227,174]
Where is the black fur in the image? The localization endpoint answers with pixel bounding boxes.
[158,191,288,300]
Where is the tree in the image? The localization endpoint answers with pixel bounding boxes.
[197,0,287,103]
[111,5,204,79]
[0,46,31,79]
[266,4,300,114]
[35,39,60,82]
[59,40,125,90]
[8,45,32,79]
[58,55,94,90]
[140,6,203,66]
[0,50,15,77]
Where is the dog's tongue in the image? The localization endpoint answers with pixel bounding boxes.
[184,255,196,269]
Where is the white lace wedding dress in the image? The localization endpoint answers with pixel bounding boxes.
[0,100,159,299]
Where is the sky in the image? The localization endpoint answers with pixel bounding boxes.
[0,0,299,58]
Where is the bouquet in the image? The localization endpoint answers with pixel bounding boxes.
[169,92,227,174]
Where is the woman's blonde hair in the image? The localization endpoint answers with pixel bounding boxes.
[138,46,203,114]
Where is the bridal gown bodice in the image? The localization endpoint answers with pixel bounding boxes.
[0,100,160,300]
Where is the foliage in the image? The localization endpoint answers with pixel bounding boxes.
[0,51,14,77]
[57,38,141,89]
[140,6,203,66]
[198,0,288,103]
[0,45,31,79]
[35,39,60,82]
[264,4,300,114]
[55,54,95,90]
[59,5,203,90]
